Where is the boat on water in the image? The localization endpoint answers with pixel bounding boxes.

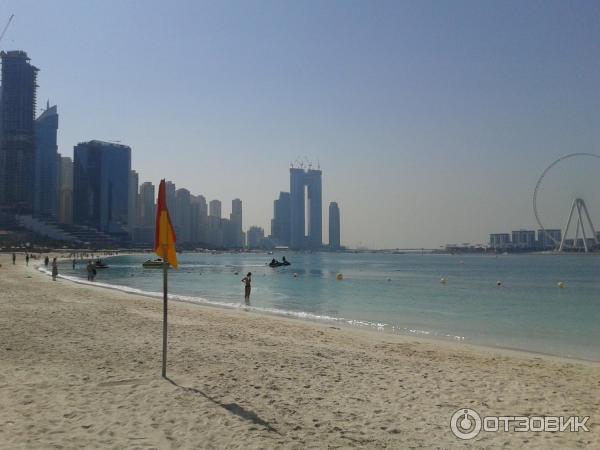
[142,258,167,268]
[94,259,109,269]
[268,257,291,268]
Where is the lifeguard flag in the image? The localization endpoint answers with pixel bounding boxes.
[154,179,178,269]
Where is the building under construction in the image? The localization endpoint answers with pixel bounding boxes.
[0,50,38,214]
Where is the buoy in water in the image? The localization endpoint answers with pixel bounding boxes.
[336,273,344,281]
[440,277,447,284]
[558,281,565,289]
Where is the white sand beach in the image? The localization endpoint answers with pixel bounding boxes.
[0,253,598,448]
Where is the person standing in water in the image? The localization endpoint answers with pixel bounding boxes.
[241,272,252,305]
[51,258,58,281]
[12,253,15,265]
[26,254,30,266]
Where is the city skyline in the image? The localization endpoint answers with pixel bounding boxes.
[0,46,344,249]
[2,1,599,248]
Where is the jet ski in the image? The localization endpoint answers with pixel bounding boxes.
[142,258,167,268]
[268,258,291,267]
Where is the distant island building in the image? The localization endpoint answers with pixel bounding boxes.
[511,230,536,250]
[538,229,562,250]
[489,228,564,252]
[489,233,511,250]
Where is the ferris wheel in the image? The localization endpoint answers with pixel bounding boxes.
[533,153,600,252]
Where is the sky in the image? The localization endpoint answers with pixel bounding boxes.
[2,0,599,248]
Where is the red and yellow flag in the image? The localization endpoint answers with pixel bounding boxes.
[154,179,178,269]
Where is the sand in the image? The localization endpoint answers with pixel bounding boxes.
[0,253,599,449]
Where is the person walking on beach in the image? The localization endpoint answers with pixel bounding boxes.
[12,253,15,265]
[26,254,30,266]
[51,258,58,281]
[86,261,93,281]
[241,272,252,305]
[44,256,49,267]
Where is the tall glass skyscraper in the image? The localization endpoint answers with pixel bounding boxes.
[138,181,155,226]
[73,140,131,234]
[58,156,73,224]
[290,168,322,250]
[175,188,191,243]
[230,198,243,247]
[0,51,38,213]
[128,170,139,237]
[34,103,59,218]
[271,191,291,246]
[328,202,340,249]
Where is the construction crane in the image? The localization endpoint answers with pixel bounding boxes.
[0,14,14,49]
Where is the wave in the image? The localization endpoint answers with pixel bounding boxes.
[37,266,466,341]
[37,267,350,326]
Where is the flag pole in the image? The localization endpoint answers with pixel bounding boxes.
[162,243,168,378]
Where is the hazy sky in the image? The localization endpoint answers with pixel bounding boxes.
[3,0,600,248]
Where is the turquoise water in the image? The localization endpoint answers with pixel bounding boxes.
[57,252,600,361]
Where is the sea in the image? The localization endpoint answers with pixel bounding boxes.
[53,252,600,361]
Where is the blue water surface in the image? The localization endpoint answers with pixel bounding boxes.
[59,252,600,361]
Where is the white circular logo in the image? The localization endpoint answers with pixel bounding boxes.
[450,408,482,440]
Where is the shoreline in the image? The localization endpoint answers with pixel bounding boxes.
[2,254,599,447]
[43,253,600,366]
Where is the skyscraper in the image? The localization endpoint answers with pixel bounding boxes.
[165,181,176,225]
[190,194,208,244]
[34,102,59,217]
[271,191,291,246]
[290,167,322,250]
[208,199,223,247]
[73,140,131,234]
[209,199,221,218]
[328,201,340,249]
[175,188,191,243]
[57,156,73,224]
[230,198,243,247]
[138,182,155,226]
[128,170,139,237]
[134,181,155,244]
[0,51,39,213]
[247,226,265,249]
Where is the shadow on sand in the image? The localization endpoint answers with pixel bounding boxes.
[165,377,281,435]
